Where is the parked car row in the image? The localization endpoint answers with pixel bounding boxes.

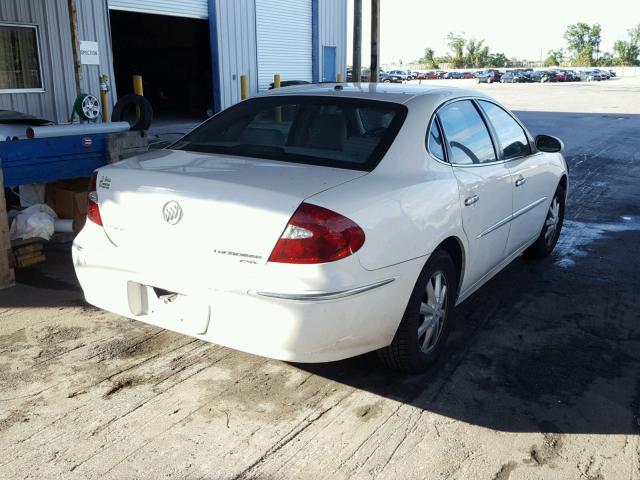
[497,68,615,83]
[479,68,617,84]
[346,68,407,83]
[346,67,617,84]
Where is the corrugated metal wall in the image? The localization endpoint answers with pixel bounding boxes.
[0,0,76,123]
[255,0,313,91]
[212,0,347,106]
[0,0,116,123]
[214,0,258,109]
[76,0,117,117]
[1,0,347,120]
[319,0,347,81]
[108,0,208,19]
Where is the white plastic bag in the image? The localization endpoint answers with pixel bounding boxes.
[8,204,58,241]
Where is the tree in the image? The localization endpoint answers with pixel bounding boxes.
[564,23,602,66]
[447,33,466,68]
[597,52,615,66]
[544,49,564,67]
[489,52,509,68]
[464,39,490,68]
[420,48,439,69]
[612,25,640,66]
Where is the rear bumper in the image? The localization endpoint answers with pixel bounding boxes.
[72,223,423,362]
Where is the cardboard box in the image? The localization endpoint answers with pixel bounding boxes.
[45,177,89,232]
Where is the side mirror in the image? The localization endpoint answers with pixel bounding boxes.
[535,134,563,153]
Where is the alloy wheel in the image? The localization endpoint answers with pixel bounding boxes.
[544,197,560,246]
[418,271,448,354]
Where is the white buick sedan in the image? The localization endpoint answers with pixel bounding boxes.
[73,84,567,372]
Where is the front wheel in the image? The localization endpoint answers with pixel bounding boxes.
[524,185,565,258]
[377,249,457,373]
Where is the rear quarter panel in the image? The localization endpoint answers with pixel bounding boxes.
[307,94,466,272]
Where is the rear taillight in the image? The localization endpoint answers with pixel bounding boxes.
[269,203,365,264]
[87,172,102,226]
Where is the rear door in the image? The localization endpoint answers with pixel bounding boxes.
[477,100,553,254]
[436,99,513,290]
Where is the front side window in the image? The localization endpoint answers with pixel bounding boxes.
[0,24,42,91]
[479,100,531,159]
[437,100,496,165]
[172,96,407,171]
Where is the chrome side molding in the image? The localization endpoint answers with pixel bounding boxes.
[256,278,396,301]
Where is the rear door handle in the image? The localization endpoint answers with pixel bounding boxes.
[515,176,526,187]
[464,195,479,206]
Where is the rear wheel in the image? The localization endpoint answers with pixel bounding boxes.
[378,249,457,373]
[524,185,565,258]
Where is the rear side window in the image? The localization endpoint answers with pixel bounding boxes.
[427,120,445,161]
[479,100,531,159]
[172,96,407,171]
[437,100,496,165]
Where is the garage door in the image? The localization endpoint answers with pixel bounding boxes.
[108,0,208,19]
[255,0,312,91]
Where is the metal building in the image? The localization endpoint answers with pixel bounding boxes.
[0,0,347,124]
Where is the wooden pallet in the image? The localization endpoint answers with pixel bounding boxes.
[10,238,46,269]
[1,167,15,288]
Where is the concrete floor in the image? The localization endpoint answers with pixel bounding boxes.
[1,78,640,480]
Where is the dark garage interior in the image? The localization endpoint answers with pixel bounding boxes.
[109,10,213,121]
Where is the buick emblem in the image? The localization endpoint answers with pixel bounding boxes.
[162,201,183,225]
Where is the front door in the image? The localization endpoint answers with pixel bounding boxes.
[437,100,514,291]
[476,100,553,254]
[323,46,336,82]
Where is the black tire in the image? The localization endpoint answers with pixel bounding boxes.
[377,249,458,373]
[524,184,566,258]
[112,94,154,131]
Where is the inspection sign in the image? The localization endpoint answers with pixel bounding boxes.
[79,41,100,65]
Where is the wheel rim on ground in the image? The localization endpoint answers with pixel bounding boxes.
[544,196,560,246]
[418,271,448,354]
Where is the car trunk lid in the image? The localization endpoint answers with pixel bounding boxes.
[96,149,366,283]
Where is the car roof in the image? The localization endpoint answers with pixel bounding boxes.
[259,82,488,105]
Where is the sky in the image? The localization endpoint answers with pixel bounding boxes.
[347,0,640,66]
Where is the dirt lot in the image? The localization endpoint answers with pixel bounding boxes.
[1,77,640,480]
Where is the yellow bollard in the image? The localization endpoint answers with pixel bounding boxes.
[133,75,143,120]
[133,75,144,96]
[99,74,110,122]
[240,75,249,100]
[274,74,282,123]
[337,73,343,82]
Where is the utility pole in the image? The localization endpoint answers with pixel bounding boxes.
[67,0,82,95]
[370,0,380,82]
[352,0,362,82]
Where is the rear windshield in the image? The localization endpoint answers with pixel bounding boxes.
[171,95,407,171]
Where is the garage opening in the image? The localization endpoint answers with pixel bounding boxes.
[109,10,213,124]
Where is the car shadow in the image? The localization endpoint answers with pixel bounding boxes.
[295,226,640,434]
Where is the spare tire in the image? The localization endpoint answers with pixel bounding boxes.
[112,94,153,131]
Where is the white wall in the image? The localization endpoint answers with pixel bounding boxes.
[319,0,347,81]
[214,0,258,109]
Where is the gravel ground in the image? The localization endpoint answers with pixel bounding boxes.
[1,77,639,480]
